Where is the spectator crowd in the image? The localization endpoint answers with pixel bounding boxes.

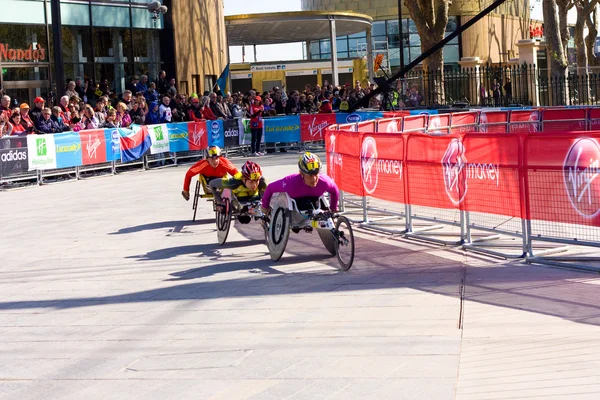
[0,71,423,138]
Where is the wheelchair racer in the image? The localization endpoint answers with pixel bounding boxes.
[210,160,267,209]
[261,152,339,215]
[181,145,239,201]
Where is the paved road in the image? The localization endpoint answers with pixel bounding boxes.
[1,152,600,399]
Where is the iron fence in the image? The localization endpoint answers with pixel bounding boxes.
[400,64,600,108]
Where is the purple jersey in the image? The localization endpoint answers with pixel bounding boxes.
[262,173,340,211]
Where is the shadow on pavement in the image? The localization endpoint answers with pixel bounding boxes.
[109,219,214,235]
[127,239,267,261]
[2,220,600,328]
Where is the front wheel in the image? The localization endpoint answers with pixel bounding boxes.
[267,207,290,262]
[335,216,354,271]
[216,198,232,245]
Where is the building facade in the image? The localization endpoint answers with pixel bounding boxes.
[301,0,531,69]
[0,0,226,106]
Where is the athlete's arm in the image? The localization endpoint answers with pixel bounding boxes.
[221,158,240,178]
[322,175,340,211]
[183,159,208,193]
[261,177,285,210]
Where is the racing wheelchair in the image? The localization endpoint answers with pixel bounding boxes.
[192,175,216,221]
[214,188,264,245]
[262,193,355,271]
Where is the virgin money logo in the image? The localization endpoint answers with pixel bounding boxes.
[346,113,361,123]
[87,134,101,159]
[385,120,400,133]
[563,138,600,217]
[528,112,539,132]
[308,117,330,138]
[442,139,468,204]
[479,113,488,133]
[361,137,378,194]
[193,126,205,145]
[428,116,443,134]
[328,133,343,179]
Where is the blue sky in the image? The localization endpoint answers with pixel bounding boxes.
[224,0,304,63]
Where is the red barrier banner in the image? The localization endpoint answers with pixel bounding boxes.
[542,108,587,132]
[377,118,402,133]
[383,111,410,118]
[357,120,376,132]
[403,115,427,132]
[188,121,208,151]
[405,133,462,210]
[589,108,600,130]
[510,110,539,133]
[479,111,508,133]
[450,111,479,134]
[427,114,451,134]
[325,129,364,196]
[460,134,523,217]
[525,132,600,226]
[79,129,108,165]
[359,133,405,202]
[300,114,337,142]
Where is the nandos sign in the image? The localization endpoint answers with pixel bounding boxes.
[0,44,47,62]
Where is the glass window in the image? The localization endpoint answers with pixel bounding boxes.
[60,3,90,26]
[0,1,46,24]
[372,21,386,37]
[93,28,131,62]
[310,41,320,56]
[445,45,460,63]
[63,63,94,83]
[408,19,418,33]
[320,39,330,54]
[446,16,458,32]
[402,19,409,34]
[2,66,49,81]
[337,51,348,59]
[61,26,93,64]
[348,31,366,39]
[321,53,331,60]
[0,24,49,63]
[408,33,421,47]
[92,5,130,28]
[387,20,399,35]
[132,29,160,60]
[336,37,348,52]
[132,7,163,29]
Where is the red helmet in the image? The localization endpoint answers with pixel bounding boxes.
[241,160,262,181]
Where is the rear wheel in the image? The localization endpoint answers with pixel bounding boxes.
[335,216,354,271]
[216,198,232,245]
[268,207,290,261]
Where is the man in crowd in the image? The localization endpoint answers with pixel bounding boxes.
[30,97,45,125]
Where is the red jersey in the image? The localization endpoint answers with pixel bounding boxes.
[183,158,239,191]
[249,105,264,129]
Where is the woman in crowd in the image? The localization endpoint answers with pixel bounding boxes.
[129,100,145,125]
[81,105,99,130]
[51,106,70,132]
[116,102,132,127]
[8,111,26,135]
[102,110,118,128]
[187,97,204,122]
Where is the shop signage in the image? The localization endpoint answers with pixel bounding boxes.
[0,44,46,62]
[285,70,317,77]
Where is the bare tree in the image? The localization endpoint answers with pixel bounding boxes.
[585,8,599,67]
[543,0,570,104]
[403,0,450,105]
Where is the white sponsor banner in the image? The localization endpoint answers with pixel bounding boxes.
[148,124,170,154]
[27,134,57,171]
[285,70,317,77]
[232,73,252,79]
[321,67,354,74]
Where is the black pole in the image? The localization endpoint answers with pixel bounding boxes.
[88,0,96,84]
[398,0,405,71]
[50,0,64,101]
[129,0,135,80]
[351,0,510,111]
